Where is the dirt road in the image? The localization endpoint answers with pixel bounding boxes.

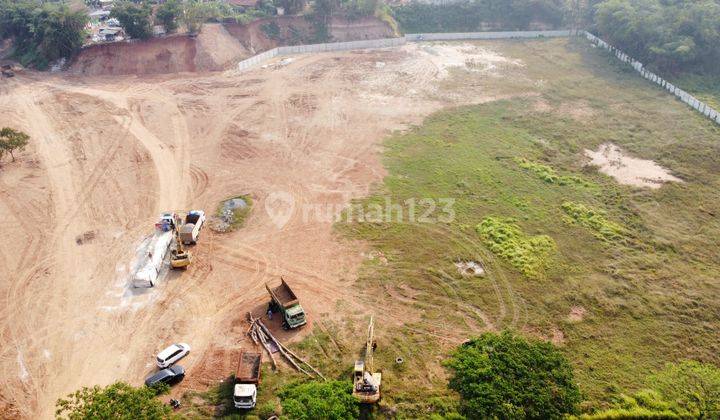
[0,42,530,418]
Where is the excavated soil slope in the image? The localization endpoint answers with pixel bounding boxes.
[70,24,249,76]
[329,17,395,41]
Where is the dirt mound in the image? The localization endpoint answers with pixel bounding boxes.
[194,23,250,70]
[69,24,249,76]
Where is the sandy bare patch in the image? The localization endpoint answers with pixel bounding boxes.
[403,42,523,79]
[558,101,595,120]
[551,327,565,345]
[533,99,594,121]
[455,260,485,277]
[533,99,552,112]
[585,143,683,188]
[568,306,586,322]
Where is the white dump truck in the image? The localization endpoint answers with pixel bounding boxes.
[233,350,261,409]
[132,213,178,288]
[179,210,205,245]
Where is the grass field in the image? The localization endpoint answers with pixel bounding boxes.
[183,38,720,418]
[332,38,720,416]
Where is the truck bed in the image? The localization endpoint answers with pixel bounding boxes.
[267,278,299,308]
[236,351,261,383]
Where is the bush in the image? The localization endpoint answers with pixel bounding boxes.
[561,202,627,243]
[445,331,582,419]
[56,382,170,419]
[278,380,358,420]
[514,158,592,187]
[476,217,555,279]
[575,389,687,419]
[649,360,720,419]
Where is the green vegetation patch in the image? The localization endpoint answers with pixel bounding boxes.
[561,202,628,243]
[577,361,720,419]
[476,217,555,279]
[212,194,253,233]
[278,380,358,420]
[56,382,170,419]
[514,157,594,188]
[446,332,582,419]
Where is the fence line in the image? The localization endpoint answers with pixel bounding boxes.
[405,30,572,41]
[584,31,720,126]
[237,30,572,72]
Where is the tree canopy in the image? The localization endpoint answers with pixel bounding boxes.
[110,1,153,40]
[56,382,170,419]
[0,0,88,68]
[391,0,566,34]
[593,0,720,74]
[278,380,359,420]
[156,0,183,33]
[0,128,29,162]
[445,331,582,419]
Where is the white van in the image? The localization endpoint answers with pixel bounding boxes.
[156,343,191,368]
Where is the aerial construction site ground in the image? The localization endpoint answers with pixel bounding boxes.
[1,33,720,418]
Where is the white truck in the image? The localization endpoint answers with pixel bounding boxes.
[132,213,177,288]
[179,210,205,245]
[233,350,261,409]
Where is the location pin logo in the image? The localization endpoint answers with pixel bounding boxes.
[265,191,295,229]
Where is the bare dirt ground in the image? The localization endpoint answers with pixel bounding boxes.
[585,142,684,188]
[0,42,533,418]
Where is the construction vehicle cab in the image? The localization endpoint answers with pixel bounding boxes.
[233,384,257,409]
[170,230,192,269]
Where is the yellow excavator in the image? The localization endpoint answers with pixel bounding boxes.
[352,316,381,403]
[170,229,192,269]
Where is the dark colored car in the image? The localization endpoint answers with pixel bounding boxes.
[144,365,185,387]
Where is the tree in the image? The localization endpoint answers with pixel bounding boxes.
[0,1,88,68]
[445,331,582,419]
[278,0,307,15]
[278,380,359,420]
[0,128,29,162]
[36,5,88,63]
[649,360,720,419]
[156,0,182,33]
[182,0,218,35]
[593,0,720,74]
[110,1,153,40]
[56,382,170,419]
